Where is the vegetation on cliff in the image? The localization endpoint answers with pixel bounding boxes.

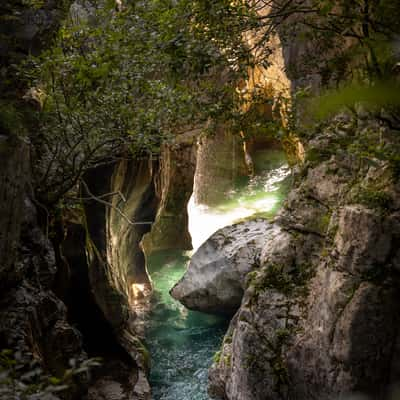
[13,0,398,210]
[1,1,400,398]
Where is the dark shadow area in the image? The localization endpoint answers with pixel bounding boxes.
[61,222,131,361]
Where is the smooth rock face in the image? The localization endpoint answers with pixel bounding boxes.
[171,219,274,315]
[83,159,155,398]
[194,125,247,206]
[142,129,198,254]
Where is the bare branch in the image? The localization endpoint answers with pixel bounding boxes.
[80,180,152,226]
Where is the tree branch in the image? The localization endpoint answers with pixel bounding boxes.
[80,180,152,226]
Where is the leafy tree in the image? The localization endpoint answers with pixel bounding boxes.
[26,0,254,208]
[23,0,400,211]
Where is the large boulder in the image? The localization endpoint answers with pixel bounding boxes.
[170,219,276,315]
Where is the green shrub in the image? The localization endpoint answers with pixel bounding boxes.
[354,187,392,209]
[0,349,101,400]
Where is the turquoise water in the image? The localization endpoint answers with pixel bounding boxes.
[189,148,291,250]
[145,251,229,400]
[145,149,291,399]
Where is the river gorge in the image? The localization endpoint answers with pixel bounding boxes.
[1,1,400,400]
[145,149,290,400]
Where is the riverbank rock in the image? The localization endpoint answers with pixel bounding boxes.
[207,112,400,400]
[170,219,275,315]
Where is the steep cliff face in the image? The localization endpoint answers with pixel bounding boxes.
[194,125,248,206]
[0,2,91,399]
[142,129,198,254]
[0,115,88,400]
[0,2,153,399]
[205,112,400,400]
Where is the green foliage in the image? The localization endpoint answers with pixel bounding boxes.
[277,0,400,81]
[252,263,314,297]
[354,187,392,210]
[267,0,400,146]
[305,146,334,165]
[213,350,221,364]
[24,0,255,206]
[15,0,400,208]
[21,0,45,9]
[317,212,332,233]
[212,350,231,367]
[261,264,295,295]
[0,349,101,399]
[0,101,25,136]
[130,336,151,371]
[310,82,400,120]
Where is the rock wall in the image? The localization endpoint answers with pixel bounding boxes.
[0,135,89,399]
[0,135,30,291]
[201,112,400,400]
[142,129,198,254]
[0,2,91,399]
[0,2,152,399]
[82,158,157,399]
[194,125,247,206]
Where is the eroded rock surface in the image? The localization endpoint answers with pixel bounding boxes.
[0,139,88,399]
[178,113,400,400]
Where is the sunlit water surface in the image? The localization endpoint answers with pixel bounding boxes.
[145,149,291,400]
[189,149,291,250]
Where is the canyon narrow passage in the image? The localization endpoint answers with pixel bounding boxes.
[144,148,291,400]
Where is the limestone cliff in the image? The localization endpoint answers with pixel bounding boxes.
[173,2,400,398]
[201,111,400,400]
[0,2,90,399]
[142,129,198,254]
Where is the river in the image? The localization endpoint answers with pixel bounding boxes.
[144,148,291,400]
